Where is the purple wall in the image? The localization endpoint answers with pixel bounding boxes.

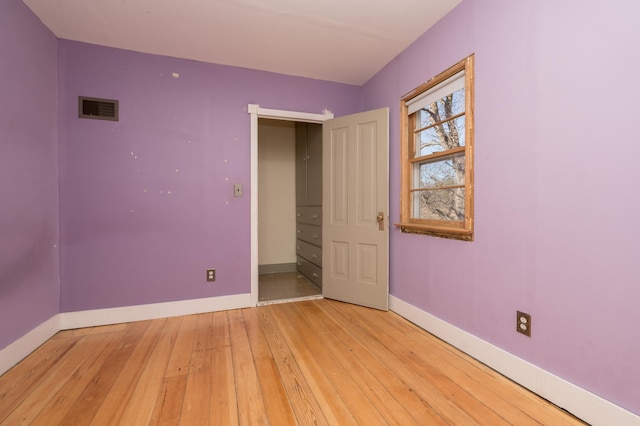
[363,0,640,415]
[58,41,362,312]
[0,0,59,350]
[4,0,638,417]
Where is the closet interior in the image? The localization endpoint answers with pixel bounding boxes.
[258,119,323,302]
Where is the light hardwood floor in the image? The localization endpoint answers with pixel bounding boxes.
[0,299,584,425]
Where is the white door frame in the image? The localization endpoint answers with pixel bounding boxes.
[248,104,334,306]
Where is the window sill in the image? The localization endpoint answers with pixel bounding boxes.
[395,222,473,241]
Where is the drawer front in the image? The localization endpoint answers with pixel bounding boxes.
[296,239,322,267]
[296,206,322,226]
[296,223,322,246]
[297,256,322,287]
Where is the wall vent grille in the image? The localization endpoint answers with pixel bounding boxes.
[79,96,119,121]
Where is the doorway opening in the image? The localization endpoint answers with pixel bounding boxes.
[257,118,322,303]
[248,105,334,306]
[249,105,390,310]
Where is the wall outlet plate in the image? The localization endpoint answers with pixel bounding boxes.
[206,268,216,282]
[516,311,531,337]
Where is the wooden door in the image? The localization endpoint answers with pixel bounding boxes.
[322,108,389,310]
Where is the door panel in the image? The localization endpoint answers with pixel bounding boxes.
[323,108,389,311]
[357,243,378,285]
[357,123,378,226]
[331,241,349,279]
[329,127,349,225]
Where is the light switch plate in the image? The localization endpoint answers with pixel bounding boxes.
[234,184,243,197]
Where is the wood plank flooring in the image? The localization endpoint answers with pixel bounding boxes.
[0,299,585,425]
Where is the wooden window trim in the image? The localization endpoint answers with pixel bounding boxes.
[397,55,475,241]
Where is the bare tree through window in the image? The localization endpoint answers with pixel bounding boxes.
[415,87,466,221]
[400,55,474,240]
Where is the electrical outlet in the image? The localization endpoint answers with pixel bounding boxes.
[516,311,531,337]
[206,268,216,282]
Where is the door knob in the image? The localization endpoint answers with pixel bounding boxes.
[377,212,384,230]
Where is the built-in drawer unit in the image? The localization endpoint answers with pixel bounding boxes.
[296,123,323,288]
[296,206,322,226]
[296,223,322,246]
[297,256,322,287]
[296,239,322,267]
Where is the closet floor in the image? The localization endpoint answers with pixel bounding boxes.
[258,271,321,302]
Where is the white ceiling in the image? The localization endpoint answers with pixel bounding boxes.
[22,0,462,85]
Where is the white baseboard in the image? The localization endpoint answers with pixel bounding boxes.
[389,296,640,426]
[8,294,637,424]
[0,315,61,376]
[60,293,252,330]
[1,294,252,376]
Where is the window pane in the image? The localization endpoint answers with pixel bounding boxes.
[401,55,473,239]
[413,152,465,189]
[416,87,465,128]
[412,188,466,221]
[415,116,465,156]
